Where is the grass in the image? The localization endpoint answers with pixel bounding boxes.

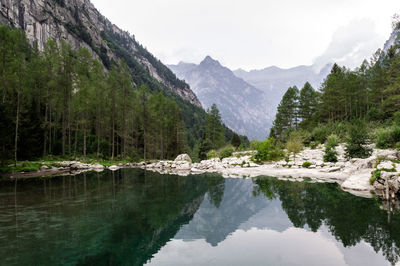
[0,157,135,174]
[0,162,44,174]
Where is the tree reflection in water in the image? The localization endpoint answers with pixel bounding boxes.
[253,177,400,265]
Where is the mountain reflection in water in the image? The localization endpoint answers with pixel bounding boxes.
[0,169,399,266]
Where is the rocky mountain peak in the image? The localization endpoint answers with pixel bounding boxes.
[200,55,221,67]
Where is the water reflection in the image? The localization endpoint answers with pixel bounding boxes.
[0,170,399,266]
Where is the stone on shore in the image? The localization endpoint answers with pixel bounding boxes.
[175,154,192,163]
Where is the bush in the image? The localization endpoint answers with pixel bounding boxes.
[219,147,234,159]
[207,150,217,159]
[324,134,339,162]
[345,120,372,159]
[326,134,339,147]
[374,124,400,149]
[309,141,318,149]
[370,170,381,185]
[312,127,328,144]
[324,147,338,162]
[286,132,303,160]
[302,161,312,168]
[252,138,284,162]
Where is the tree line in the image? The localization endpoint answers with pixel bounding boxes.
[270,33,400,141]
[0,25,242,166]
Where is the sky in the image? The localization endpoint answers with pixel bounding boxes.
[91,0,400,71]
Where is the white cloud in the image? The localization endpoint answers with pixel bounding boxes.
[91,0,400,70]
[313,19,383,71]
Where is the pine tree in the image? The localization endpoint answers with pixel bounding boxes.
[205,104,224,149]
[298,82,318,126]
[231,133,241,149]
[270,86,299,139]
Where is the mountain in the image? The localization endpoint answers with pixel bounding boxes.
[0,0,201,108]
[234,64,332,110]
[169,56,275,140]
[175,178,293,246]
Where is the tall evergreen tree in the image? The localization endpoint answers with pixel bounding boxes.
[270,86,299,139]
[298,82,318,126]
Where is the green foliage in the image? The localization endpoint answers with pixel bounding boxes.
[326,134,339,147]
[205,104,225,149]
[270,86,300,139]
[207,150,217,159]
[219,147,234,159]
[323,134,339,163]
[231,133,241,149]
[302,161,312,168]
[345,120,372,159]
[252,138,284,162]
[199,138,212,160]
[370,170,381,185]
[309,141,318,149]
[298,82,318,126]
[0,26,243,165]
[0,162,42,173]
[286,132,303,160]
[312,127,329,144]
[374,124,400,149]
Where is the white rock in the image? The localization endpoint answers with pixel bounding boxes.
[91,164,105,170]
[377,161,394,170]
[174,154,192,163]
[108,165,119,171]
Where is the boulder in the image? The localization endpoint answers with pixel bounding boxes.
[174,154,192,163]
[377,161,394,170]
[108,165,119,171]
[91,163,105,170]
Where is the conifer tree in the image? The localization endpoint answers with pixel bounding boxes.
[270,86,299,139]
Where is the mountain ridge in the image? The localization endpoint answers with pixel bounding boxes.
[0,0,202,107]
[169,56,274,140]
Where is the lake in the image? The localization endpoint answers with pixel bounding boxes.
[0,169,399,266]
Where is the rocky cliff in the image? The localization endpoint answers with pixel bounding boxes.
[0,0,201,107]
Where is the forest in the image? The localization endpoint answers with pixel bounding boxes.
[265,21,400,161]
[0,25,247,168]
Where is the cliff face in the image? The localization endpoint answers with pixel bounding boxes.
[0,0,201,107]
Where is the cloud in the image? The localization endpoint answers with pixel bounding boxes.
[313,19,383,71]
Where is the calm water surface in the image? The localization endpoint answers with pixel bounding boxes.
[0,169,400,266]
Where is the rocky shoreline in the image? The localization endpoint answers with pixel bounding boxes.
[4,146,400,201]
[141,147,400,200]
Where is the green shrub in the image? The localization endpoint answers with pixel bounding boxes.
[286,132,303,161]
[207,150,217,159]
[374,124,400,149]
[252,138,284,162]
[326,134,339,147]
[323,134,339,162]
[309,141,318,149]
[370,169,381,185]
[219,147,234,159]
[345,120,372,159]
[312,127,328,144]
[302,161,312,168]
[324,147,338,162]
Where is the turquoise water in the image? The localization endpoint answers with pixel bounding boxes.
[0,169,399,266]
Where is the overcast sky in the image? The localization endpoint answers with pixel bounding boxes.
[91,0,400,71]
